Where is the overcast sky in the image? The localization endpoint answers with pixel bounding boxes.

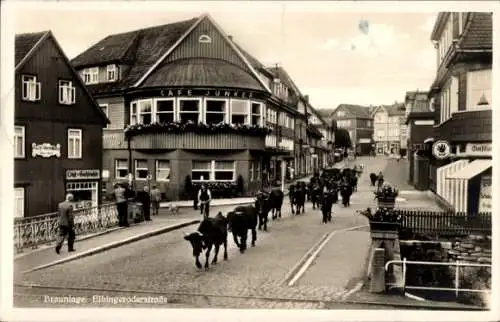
[7,1,481,110]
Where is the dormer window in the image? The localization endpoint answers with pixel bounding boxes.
[198,35,212,43]
[58,80,76,105]
[81,67,99,84]
[21,75,41,102]
[107,64,117,82]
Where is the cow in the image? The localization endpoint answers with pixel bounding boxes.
[350,175,358,192]
[369,173,378,186]
[184,212,228,270]
[340,182,353,207]
[290,182,307,214]
[227,205,258,253]
[269,189,284,220]
[321,189,336,223]
[255,193,271,231]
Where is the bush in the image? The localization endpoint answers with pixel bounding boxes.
[456,266,491,307]
[192,182,239,199]
[237,175,244,196]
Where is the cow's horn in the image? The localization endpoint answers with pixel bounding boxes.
[196,231,204,237]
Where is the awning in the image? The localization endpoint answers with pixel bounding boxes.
[447,159,491,180]
[423,137,434,144]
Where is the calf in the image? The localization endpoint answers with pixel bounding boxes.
[184,212,228,270]
[227,205,258,253]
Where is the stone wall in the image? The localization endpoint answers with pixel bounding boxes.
[444,235,492,264]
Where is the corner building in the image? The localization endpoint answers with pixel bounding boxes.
[72,15,274,200]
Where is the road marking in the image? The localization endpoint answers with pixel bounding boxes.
[286,224,368,287]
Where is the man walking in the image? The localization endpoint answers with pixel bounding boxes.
[114,183,129,227]
[197,184,212,217]
[137,186,152,221]
[55,193,76,254]
[150,185,161,216]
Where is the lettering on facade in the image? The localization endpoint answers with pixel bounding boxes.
[478,175,491,212]
[160,88,253,99]
[432,140,451,159]
[32,143,61,158]
[66,169,101,180]
[465,143,492,156]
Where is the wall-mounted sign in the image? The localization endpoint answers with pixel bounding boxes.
[478,175,491,213]
[159,88,254,99]
[359,138,371,143]
[66,169,100,180]
[465,143,492,156]
[414,120,435,126]
[32,143,60,158]
[432,140,451,159]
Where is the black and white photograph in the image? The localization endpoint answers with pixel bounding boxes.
[1,1,498,321]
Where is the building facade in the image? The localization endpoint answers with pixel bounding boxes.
[309,108,335,168]
[404,91,435,189]
[331,104,373,155]
[372,103,406,155]
[425,12,492,214]
[14,31,108,218]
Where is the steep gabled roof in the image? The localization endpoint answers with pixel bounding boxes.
[15,31,50,68]
[458,12,492,50]
[385,103,406,116]
[266,65,304,97]
[334,104,372,118]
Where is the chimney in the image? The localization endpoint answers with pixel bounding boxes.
[228,35,233,41]
[304,95,309,103]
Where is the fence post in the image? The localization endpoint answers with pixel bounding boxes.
[402,257,407,291]
[455,261,460,298]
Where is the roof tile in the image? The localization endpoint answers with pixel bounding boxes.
[15,31,48,66]
[460,13,492,49]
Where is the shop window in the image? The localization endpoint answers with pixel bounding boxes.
[191,160,235,182]
[251,102,262,126]
[155,160,171,181]
[21,75,41,102]
[14,125,25,158]
[156,99,175,123]
[66,182,98,210]
[192,161,211,181]
[115,159,129,180]
[179,99,200,123]
[58,80,76,105]
[67,129,82,159]
[138,100,153,124]
[230,99,248,125]
[214,161,235,181]
[205,100,227,124]
[14,187,24,218]
[135,159,149,180]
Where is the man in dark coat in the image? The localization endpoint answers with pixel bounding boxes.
[55,193,76,254]
[114,183,129,227]
[136,186,151,221]
[198,184,212,217]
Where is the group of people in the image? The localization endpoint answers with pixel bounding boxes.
[369,171,385,188]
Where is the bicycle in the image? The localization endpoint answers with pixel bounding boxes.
[199,200,210,218]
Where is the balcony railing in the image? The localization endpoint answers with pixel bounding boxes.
[14,202,118,253]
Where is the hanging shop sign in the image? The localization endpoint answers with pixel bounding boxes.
[432,140,451,159]
[66,169,101,180]
[478,175,491,213]
[32,143,61,158]
[465,143,492,156]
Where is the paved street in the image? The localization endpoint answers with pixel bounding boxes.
[14,157,442,309]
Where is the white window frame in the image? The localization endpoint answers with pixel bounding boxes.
[58,80,75,105]
[14,187,25,218]
[204,98,229,124]
[336,111,345,117]
[466,69,491,112]
[82,67,99,84]
[136,99,153,125]
[191,160,236,182]
[249,161,254,182]
[100,104,109,128]
[14,125,25,158]
[154,98,176,123]
[21,75,41,101]
[155,160,171,182]
[67,128,82,159]
[134,159,149,181]
[229,99,250,125]
[250,101,263,126]
[115,159,129,180]
[177,98,202,124]
[107,64,117,82]
[130,101,138,125]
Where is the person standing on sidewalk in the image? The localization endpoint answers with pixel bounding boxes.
[55,193,76,254]
[114,183,129,227]
[151,185,161,216]
[197,184,212,217]
[137,186,152,221]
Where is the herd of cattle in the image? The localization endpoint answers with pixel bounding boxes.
[184,165,364,270]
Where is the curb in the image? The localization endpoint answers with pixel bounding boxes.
[22,219,200,274]
[160,201,254,209]
[340,298,487,310]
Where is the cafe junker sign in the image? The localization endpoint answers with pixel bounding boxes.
[465,143,492,156]
[32,143,61,158]
[66,169,100,180]
[158,88,256,99]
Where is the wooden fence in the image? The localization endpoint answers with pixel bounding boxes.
[395,210,492,236]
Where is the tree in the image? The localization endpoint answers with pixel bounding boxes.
[334,128,352,149]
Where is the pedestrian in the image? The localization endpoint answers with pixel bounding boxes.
[55,193,76,254]
[114,183,129,227]
[377,172,385,189]
[197,184,212,217]
[137,186,152,221]
[150,185,161,216]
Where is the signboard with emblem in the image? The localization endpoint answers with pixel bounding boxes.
[32,143,61,158]
[66,169,100,180]
[432,140,451,159]
[478,175,491,212]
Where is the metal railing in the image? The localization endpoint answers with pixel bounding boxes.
[14,202,119,253]
[385,259,491,296]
